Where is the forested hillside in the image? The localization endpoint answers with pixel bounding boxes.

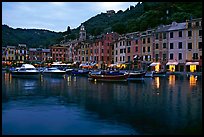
[2,2,202,48]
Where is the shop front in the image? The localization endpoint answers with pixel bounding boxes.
[185,62,199,72]
[166,62,178,72]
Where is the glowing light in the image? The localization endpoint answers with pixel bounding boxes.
[155,77,160,89]
[169,75,175,86]
[169,65,175,72]
[155,64,160,72]
[189,75,197,86]
[190,65,196,72]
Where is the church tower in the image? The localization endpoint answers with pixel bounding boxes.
[79,24,86,41]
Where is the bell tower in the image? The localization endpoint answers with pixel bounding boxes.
[79,24,86,41]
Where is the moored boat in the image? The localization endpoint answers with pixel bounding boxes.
[10,64,41,79]
[153,71,166,77]
[71,69,90,76]
[127,71,146,81]
[88,73,129,82]
[42,67,66,78]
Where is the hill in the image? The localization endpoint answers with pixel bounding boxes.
[2,2,202,48]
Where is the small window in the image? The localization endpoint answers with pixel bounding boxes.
[179,31,182,37]
[156,44,159,49]
[188,31,192,37]
[199,30,202,36]
[135,40,138,44]
[148,47,150,52]
[156,33,159,39]
[135,47,138,52]
[163,43,166,48]
[170,43,174,49]
[170,32,173,38]
[198,42,202,49]
[178,42,182,49]
[170,53,173,60]
[188,43,192,49]
[179,53,182,60]
[163,33,166,39]
[147,38,150,43]
[143,38,146,44]
[143,47,145,53]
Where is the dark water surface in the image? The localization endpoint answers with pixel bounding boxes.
[2,72,202,135]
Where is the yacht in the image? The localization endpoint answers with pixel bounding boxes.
[10,64,41,79]
[42,67,66,78]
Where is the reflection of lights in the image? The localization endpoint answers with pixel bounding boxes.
[189,75,197,86]
[155,77,160,89]
[67,76,71,82]
[169,75,175,86]
[155,64,160,72]
[74,77,76,81]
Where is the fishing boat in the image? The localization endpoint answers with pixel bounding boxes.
[153,71,166,77]
[144,71,154,78]
[71,69,90,76]
[127,71,146,81]
[10,64,41,79]
[88,73,129,82]
[42,67,66,78]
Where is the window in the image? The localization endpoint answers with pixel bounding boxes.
[86,57,88,61]
[179,31,182,37]
[143,47,145,53]
[124,49,126,53]
[198,42,202,49]
[135,40,138,44]
[196,21,199,26]
[115,57,117,62]
[148,47,150,52]
[143,38,146,44]
[163,33,166,39]
[193,53,198,59]
[163,54,166,61]
[120,57,122,61]
[128,56,130,62]
[147,38,150,43]
[115,43,118,48]
[123,41,125,46]
[170,43,174,49]
[120,42,122,46]
[101,56,104,61]
[116,50,118,55]
[188,31,192,37]
[120,49,123,53]
[163,43,166,48]
[170,32,173,38]
[179,53,182,60]
[156,44,159,49]
[135,47,138,52]
[156,54,159,61]
[102,49,104,53]
[178,42,182,49]
[123,56,125,61]
[188,22,191,28]
[199,30,202,36]
[170,53,173,60]
[188,43,192,49]
[128,47,130,53]
[156,33,158,39]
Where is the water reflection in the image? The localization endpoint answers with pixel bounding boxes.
[189,75,197,87]
[2,73,202,135]
[169,75,176,86]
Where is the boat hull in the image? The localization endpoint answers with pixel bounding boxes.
[89,74,129,82]
[127,72,146,81]
[10,71,41,79]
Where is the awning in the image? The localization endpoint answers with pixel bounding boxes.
[149,62,160,66]
[166,62,178,65]
[185,62,199,65]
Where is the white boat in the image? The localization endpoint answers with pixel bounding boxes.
[10,64,41,79]
[42,67,66,78]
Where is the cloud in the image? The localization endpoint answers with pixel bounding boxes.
[2,2,138,32]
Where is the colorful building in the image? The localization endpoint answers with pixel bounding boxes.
[167,22,187,72]
[185,18,202,72]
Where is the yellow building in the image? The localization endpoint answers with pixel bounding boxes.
[185,18,202,72]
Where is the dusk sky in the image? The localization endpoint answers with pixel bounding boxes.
[2,2,138,32]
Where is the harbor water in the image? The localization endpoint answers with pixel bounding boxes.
[2,72,202,135]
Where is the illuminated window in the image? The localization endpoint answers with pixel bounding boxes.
[190,65,196,72]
